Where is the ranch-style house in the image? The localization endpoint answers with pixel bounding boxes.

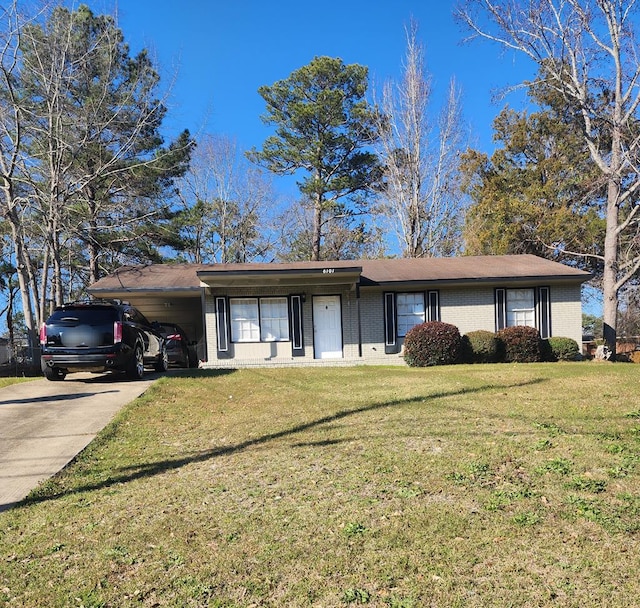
[88,254,591,367]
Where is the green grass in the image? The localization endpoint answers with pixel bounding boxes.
[2,363,640,607]
[0,376,38,389]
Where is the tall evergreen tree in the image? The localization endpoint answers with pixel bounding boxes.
[461,75,605,270]
[249,56,381,261]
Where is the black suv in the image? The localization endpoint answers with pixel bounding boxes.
[40,300,168,381]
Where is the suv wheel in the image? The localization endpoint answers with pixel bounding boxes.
[44,366,66,381]
[126,344,145,380]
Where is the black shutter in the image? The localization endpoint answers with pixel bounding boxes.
[384,292,399,354]
[290,295,304,357]
[495,288,506,331]
[537,287,551,339]
[428,290,440,322]
[215,297,231,358]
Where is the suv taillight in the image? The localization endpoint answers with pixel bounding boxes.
[114,321,123,344]
[39,323,47,345]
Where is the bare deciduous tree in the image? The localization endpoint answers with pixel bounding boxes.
[0,0,39,347]
[375,21,469,258]
[20,5,191,301]
[275,195,386,261]
[174,135,275,263]
[1,2,191,350]
[457,0,640,356]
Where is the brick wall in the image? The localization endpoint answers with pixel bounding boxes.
[547,283,583,345]
[440,284,583,344]
[440,288,495,335]
[360,290,386,356]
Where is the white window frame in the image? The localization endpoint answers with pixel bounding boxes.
[260,297,290,342]
[506,288,535,328]
[397,292,426,337]
[229,296,291,343]
[230,298,260,343]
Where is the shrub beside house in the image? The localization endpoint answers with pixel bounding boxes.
[403,321,581,367]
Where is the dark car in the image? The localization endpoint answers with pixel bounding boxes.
[154,322,198,368]
[40,300,168,381]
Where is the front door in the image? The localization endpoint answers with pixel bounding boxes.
[313,295,343,359]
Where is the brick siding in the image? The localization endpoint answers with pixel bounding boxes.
[203,282,583,367]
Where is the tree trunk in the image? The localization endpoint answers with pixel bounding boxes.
[602,176,620,358]
[7,210,38,350]
[87,192,99,285]
[312,194,322,261]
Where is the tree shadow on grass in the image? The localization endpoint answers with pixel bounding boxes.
[18,377,546,508]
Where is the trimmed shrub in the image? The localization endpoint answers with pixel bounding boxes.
[464,330,501,363]
[497,325,541,363]
[403,321,462,367]
[545,336,581,361]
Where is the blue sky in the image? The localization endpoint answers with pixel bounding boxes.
[105,0,536,155]
[108,0,600,315]
[0,1,602,330]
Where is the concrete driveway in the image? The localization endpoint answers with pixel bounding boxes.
[0,372,160,512]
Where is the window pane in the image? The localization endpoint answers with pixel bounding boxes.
[230,298,259,342]
[506,289,535,327]
[260,297,289,341]
[397,293,425,337]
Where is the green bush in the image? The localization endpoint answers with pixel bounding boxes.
[545,336,581,361]
[464,330,501,363]
[403,321,462,367]
[497,325,541,363]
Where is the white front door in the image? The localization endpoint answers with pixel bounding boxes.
[313,295,343,359]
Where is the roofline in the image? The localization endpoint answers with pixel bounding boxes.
[88,287,201,295]
[88,273,591,294]
[361,274,592,288]
[197,266,363,289]
[88,257,592,294]
[196,266,362,279]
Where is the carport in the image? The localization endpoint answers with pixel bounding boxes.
[88,264,207,362]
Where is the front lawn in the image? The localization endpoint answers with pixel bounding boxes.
[1,363,639,607]
[0,377,39,389]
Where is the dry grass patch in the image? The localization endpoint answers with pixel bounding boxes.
[1,363,640,607]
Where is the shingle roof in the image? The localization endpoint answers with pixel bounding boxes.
[357,255,590,285]
[88,255,590,295]
[89,263,208,294]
